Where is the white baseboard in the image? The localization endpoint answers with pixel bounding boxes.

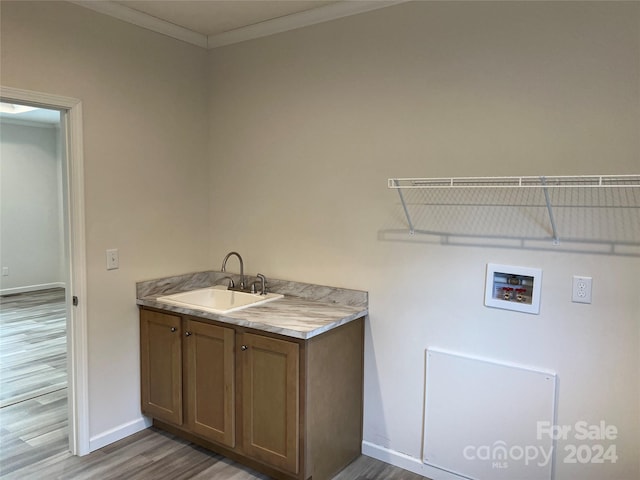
[89,416,152,452]
[362,441,466,480]
[0,282,66,296]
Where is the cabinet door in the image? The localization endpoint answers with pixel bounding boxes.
[241,333,299,474]
[140,309,182,425]
[185,319,235,447]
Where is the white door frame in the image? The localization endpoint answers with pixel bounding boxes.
[0,86,89,455]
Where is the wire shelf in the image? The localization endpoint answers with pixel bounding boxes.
[388,175,640,250]
[389,175,640,189]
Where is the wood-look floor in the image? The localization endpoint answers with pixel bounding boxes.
[0,389,69,477]
[0,290,431,480]
[2,391,429,480]
[0,288,67,407]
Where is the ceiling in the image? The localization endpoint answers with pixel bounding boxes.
[72,0,408,48]
[0,104,61,126]
[115,0,339,37]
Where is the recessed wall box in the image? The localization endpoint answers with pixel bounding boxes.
[485,263,542,314]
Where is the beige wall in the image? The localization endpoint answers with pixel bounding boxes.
[1,1,209,443]
[1,1,638,479]
[207,2,639,479]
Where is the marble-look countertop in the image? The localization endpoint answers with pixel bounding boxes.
[136,271,368,340]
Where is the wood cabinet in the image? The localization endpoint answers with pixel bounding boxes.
[140,307,364,480]
[140,311,236,446]
[184,318,235,447]
[241,333,300,474]
[140,309,182,425]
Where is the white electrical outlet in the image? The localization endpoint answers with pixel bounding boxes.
[106,249,119,270]
[1,267,8,276]
[572,275,592,304]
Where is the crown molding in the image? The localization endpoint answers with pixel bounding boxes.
[207,0,411,49]
[70,1,410,50]
[69,1,208,48]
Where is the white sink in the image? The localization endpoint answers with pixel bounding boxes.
[156,287,283,314]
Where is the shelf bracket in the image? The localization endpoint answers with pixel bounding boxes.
[541,176,560,245]
[392,179,415,234]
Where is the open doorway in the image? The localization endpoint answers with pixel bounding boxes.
[0,104,70,471]
[0,104,63,301]
[0,87,88,458]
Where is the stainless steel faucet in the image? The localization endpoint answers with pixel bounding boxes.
[221,251,245,289]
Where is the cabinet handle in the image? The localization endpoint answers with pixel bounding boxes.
[170,327,177,332]
[185,331,192,337]
[241,345,248,351]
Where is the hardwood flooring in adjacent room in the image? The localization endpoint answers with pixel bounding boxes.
[0,389,69,477]
[0,288,67,407]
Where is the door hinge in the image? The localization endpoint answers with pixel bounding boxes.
[72,296,79,306]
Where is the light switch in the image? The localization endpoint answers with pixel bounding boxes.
[106,249,119,270]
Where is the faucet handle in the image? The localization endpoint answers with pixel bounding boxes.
[256,273,267,295]
[217,276,235,288]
